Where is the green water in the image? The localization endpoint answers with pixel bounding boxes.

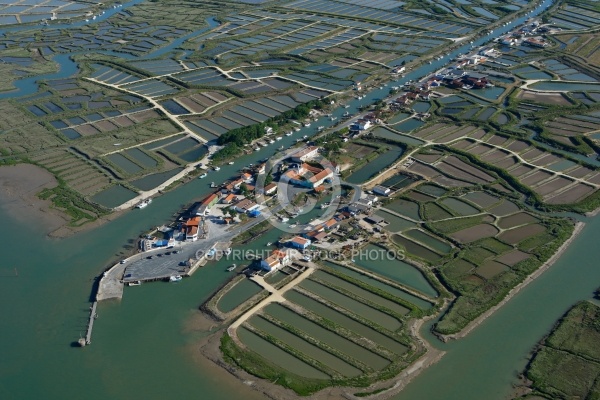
[263,303,389,370]
[285,290,409,355]
[394,218,600,400]
[321,261,433,309]
[217,279,262,313]
[237,327,329,380]
[346,145,404,184]
[312,270,410,316]
[299,280,402,331]
[352,244,438,297]
[248,314,363,377]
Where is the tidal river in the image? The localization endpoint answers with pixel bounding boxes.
[2,188,598,400]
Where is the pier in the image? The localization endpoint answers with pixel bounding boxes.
[79,301,97,347]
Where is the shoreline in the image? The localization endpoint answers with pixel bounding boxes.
[441,220,586,341]
[0,163,70,235]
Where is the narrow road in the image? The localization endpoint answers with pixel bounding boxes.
[228,264,315,333]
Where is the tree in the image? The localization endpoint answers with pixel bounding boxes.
[240,183,250,196]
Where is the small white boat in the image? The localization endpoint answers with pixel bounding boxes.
[225,248,232,256]
[228,161,234,165]
[304,122,311,127]
[286,132,293,136]
[344,105,350,108]
[266,242,272,246]
[255,147,261,151]
[294,127,301,132]
[280,217,289,222]
[303,135,308,139]
[169,275,182,282]
[276,136,282,141]
[269,139,275,144]
[227,264,237,272]
[136,198,152,209]
[213,166,220,171]
[210,182,216,188]
[317,126,324,131]
[303,255,312,261]
[128,281,141,286]
[199,173,208,179]
[330,117,337,121]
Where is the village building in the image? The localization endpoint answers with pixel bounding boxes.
[289,236,311,250]
[221,193,237,204]
[194,192,220,215]
[264,182,277,195]
[260,249,291,272]
[290,146,320,163]
[233,198,259,213]
[183,216,202,241]
[364,214,385,225]
[373,185,391,196]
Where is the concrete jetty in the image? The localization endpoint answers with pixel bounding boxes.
[79,301,97,347]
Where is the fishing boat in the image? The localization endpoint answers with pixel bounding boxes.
[136,198,152,209]
[169,275,182,283]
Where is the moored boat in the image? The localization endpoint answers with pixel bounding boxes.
[136,198,152,209]
[169,275,182,282]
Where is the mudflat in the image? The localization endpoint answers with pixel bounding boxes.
[0,163,69,234]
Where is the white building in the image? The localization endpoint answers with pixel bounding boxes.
[290,146,319,163]
[373,185,391,196]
